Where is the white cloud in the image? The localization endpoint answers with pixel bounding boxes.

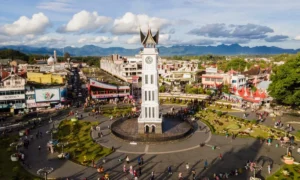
[37,0,74,12]
[1,13,50,36]
[58,10,112,33]
[26,36,65,46]
[112,12,171,35]
[126,35,140,44]
[78,36,118,44]
[295,36,300,40]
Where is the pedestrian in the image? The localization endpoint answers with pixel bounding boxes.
[138,157,141,165]
[219,153,223,160]
[123,164,126,173]
[178,172,183,179]
[204,159,208,169]
[192,169,196,180]
[150,171,154,180]
[98,132,100,138]
[268,164,271,174]
[126,155,130,164]
[168,166,172,175]
[100,132,103,138]
[138,166,142,176]
[141,156,144,165]
[38,145,41,151]
[185,163,189,171]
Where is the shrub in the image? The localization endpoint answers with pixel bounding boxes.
[217,111,223,117]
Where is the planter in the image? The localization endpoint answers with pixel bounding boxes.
[282,155,294,165]
[11,153,19,161]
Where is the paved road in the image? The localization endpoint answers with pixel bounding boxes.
[19,105,298,180]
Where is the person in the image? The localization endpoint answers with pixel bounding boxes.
[38,145,41,151]
[126,156,130,164]
[192,169,196,180]
[219,153,223,160]
[111,146,115,152]
[178,172,183,179]
[141,157,144,165]
[138,166,142,176]
[268,164,271,174]
[123,164,126,173]
[150,171,155,180]
[168,166,172,175]
[204,159,208,169]
[185,163,189,171]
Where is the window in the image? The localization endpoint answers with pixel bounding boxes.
[145,107,147,118]
[152,107,155,118]
[232,80,237,83]
[15,81,21,85]
[205,78,210,81]
[145,91,147,101]
[145,75,148,84]
[152,91,155,101]
[6,82,10,86]
[148,91,151,101]
[149,107,151,118]
[151,75,154,84]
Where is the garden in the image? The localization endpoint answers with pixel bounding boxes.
[54,120,111,166]
[267,164,300,180]
[0,135,40,180]
[196,109,290,140]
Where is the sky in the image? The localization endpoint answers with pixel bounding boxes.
[0,0,300,49]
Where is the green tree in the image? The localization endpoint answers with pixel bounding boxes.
[268,55,300,107]
[222,84,230,94]
[159,85,166,93]
[64,52,71,61]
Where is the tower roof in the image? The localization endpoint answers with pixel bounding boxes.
[140,28,159,45]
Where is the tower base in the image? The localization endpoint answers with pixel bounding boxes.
[138,122,162,134]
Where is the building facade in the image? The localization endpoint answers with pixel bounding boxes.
[138,28,162,134]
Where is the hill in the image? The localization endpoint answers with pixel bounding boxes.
[0,44,299,56]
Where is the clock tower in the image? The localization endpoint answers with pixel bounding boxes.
[138,28,162,134]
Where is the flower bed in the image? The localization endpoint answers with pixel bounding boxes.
[267,165,300,180]
[196,110,286,139]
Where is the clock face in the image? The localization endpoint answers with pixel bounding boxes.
[145,56,153,64]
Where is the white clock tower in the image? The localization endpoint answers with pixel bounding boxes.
[138,28,162,134]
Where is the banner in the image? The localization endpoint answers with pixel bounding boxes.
[35,89,60,102]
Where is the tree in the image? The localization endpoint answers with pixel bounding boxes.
[159,85,166,93]
[268,55,300,107]
[64,52,71,61]
[222,84,230,94]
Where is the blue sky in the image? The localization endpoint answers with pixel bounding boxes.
[0,0,299,49]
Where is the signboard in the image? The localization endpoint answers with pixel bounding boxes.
[0,104,10,109]
[206,67,218,74]
[40,66,53,72]
[92,93,129,99]
[35,89,60,102]
[27,102,50,108]
[0,94,25,100]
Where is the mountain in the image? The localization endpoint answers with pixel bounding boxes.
[0,44,299,56]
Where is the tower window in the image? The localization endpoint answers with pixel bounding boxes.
[151,75,153,84]
[145,75,148,84]
[145,107,147,118]
[152,91,154,101]
[149,107,151,118]
[152,107,155,118]
[145,91,147,101]
[148,91,151,101]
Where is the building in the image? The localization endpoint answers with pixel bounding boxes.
[201,68,224,89]
[0,70,26,114]
[27,72,65,84]
[158,59,199,85]
[88,78,130,100]
[100,54,143,83]
[138,28,162,134]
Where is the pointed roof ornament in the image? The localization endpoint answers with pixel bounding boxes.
[140,27,159,46]
[244,65,248,72]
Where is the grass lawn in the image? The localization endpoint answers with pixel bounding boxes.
[207,105,240,112]
[267,164,300,180]
[0,135,40,180]
[54,120,111,165]
[197,110,286,139]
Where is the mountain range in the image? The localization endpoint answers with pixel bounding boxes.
[0,44,299,56]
